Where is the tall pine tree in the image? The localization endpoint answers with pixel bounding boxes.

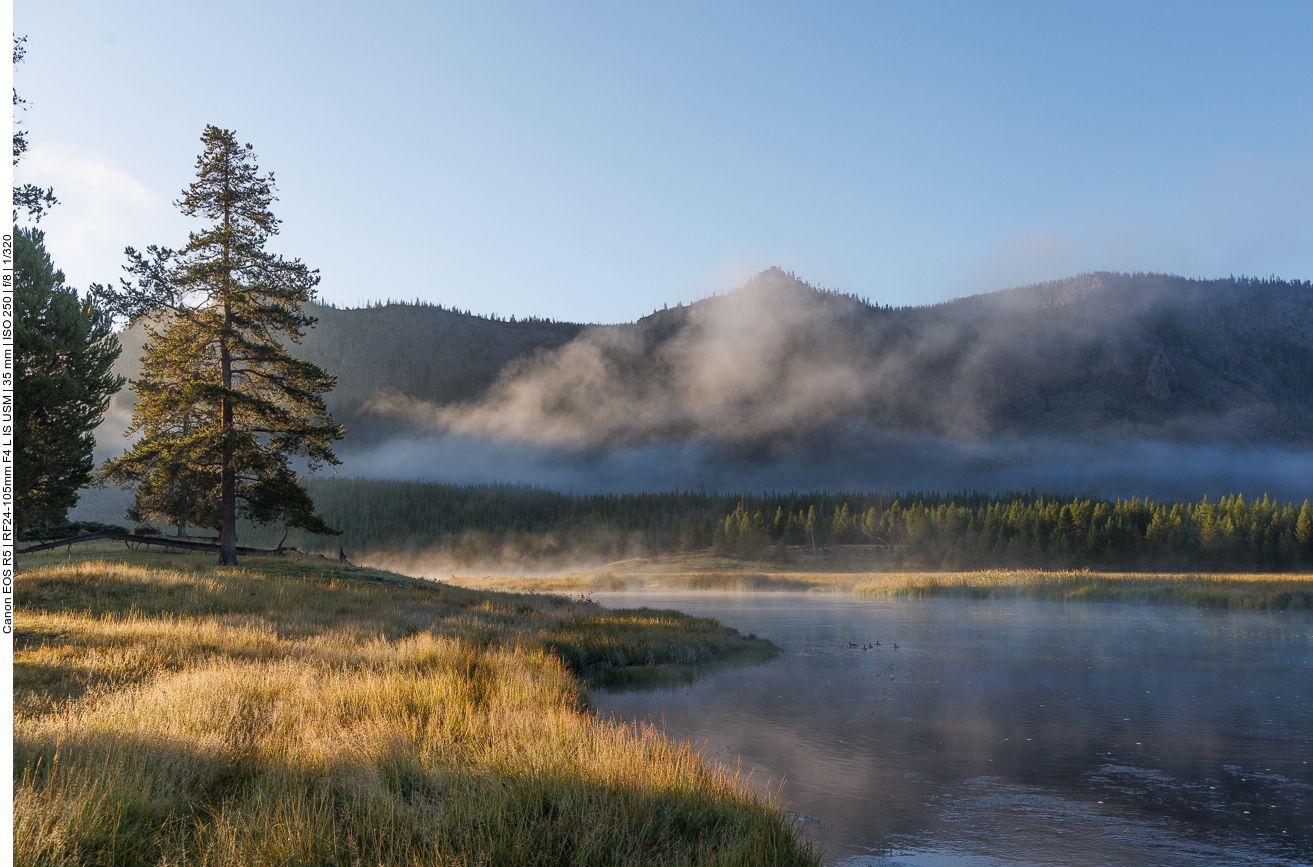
[98,126,343,564]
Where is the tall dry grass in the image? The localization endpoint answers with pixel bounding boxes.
[856,569,1313,609]
[14,553,815,866]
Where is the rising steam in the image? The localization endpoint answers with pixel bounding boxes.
[367,268,1313,451]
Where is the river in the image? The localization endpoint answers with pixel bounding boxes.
[589,591,1312,866]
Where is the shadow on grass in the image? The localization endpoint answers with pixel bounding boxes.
[586,651,778,694]
[534,606,780,673]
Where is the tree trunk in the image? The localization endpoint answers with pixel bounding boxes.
[219,443,236,563]
[178,412,190,538]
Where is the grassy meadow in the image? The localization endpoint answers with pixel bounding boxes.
[13,544,816,867]
[444,549,1313,610]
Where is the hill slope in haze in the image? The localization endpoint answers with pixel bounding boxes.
[372,268,1313,448]
[102,302,587,447]
[295,304,585,441]
[101,268,1313,457]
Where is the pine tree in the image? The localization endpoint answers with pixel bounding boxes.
[1297,500,1313,564]
[14,227,123,535]
[97,126,343,564]
[117,316,222,537]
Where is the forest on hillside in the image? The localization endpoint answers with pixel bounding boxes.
[99,269,1313,460]
[403,269,1313,448]
[238,479,1313,572]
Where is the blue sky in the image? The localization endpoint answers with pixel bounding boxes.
[14,1,1313,323]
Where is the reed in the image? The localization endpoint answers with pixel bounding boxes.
[855,570,1313,610]
[14,549,815,867]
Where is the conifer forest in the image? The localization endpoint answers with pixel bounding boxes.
[241,478,1313,572]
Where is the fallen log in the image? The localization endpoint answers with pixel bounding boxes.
[18,531,283,556]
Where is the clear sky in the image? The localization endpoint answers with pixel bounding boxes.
[13,1,1313,323]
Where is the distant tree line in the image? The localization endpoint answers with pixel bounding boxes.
[314,298,571,325]
[238,478,1313,572]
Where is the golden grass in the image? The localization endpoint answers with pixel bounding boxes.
[857,569,1313,609]
[14,550,815,866]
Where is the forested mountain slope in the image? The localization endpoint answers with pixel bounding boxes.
[294,303,585,440]
[397,268,1313,447]
[103,269,1313,453]
[102,302,586,446]
[901,270,1313,442]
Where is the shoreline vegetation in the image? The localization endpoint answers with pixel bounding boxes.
[14,545,816,867]
[445,552,1313,611]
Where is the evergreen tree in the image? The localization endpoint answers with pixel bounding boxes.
[14,227,123,535]
[1297,500,1313,563]
[97,126,343,564]
[118,317,222,537]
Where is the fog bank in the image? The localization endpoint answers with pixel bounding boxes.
[369,269,1313,449]
[337,431,1313,503]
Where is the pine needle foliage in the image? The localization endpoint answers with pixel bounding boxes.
[14,227,123,535]
[97,126,343,563]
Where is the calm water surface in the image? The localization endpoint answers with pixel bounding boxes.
[589,592,1313,866]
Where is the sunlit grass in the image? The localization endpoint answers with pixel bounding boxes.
[14,548,814,867]
[856,569,1313,609]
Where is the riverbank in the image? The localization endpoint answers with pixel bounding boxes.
[14,546,815,866]
[862,569,1313,609]
[447,554,1313,611]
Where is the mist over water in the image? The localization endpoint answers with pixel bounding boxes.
[337,432,1313,503]
[589,592,1313,866]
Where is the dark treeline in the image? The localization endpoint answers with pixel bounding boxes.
[239,478,1313,572]
[315,297,571,325]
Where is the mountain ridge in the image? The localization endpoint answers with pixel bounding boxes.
[100,268,1313,455]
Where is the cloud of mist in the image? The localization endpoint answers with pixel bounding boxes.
[368,268,1008,448]
[353,532,652,582]
[337,430,1313,504]
[368,270,874,446]
[86,267,1312,518]
[366,267,1312,454]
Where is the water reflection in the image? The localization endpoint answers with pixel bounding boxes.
[590,593,1313,866]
